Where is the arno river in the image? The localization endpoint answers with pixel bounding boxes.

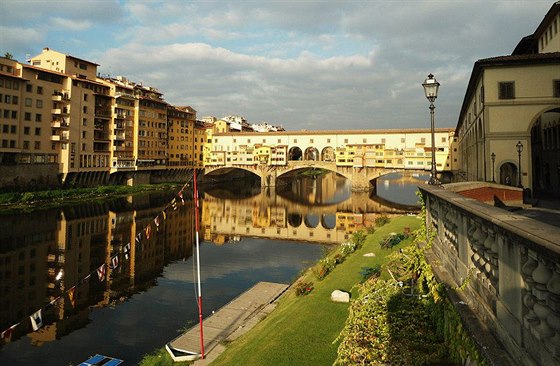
[0,171,427,365]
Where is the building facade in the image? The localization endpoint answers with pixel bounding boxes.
[456,2,560,196]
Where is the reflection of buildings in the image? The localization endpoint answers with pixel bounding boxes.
[0,192,195,347]
[201,188,415,245]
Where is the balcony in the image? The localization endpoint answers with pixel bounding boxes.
[52,91,70,102]
[113,145,125,151]
[51,120,69,129]
[51,107,70,115]
[95,108,111,118]
[114,132,126,140]
[51,133,69,142]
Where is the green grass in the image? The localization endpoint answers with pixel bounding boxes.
[139,348,191,366]
[209,215,422,366]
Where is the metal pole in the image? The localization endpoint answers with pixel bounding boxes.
[429,102,437,185]
[193,169,205,359]
[517,150,523,188]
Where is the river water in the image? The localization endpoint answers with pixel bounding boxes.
[0,171,426,365]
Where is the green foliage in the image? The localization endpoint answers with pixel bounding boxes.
[294,281,314,296]
[139,348,191,366]
[379,232,408,249]
[359,264,381,282]
[366,225,376,234]
[334,278,447,365]
[374,215,390,227]
[351,229,367,248]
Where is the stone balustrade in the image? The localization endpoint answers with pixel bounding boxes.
[419,184,560,366]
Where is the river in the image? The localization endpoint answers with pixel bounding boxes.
[0,171,426,365]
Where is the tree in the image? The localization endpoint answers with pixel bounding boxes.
[4,52,13,60]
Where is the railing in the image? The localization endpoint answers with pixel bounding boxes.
[419,185,560,366]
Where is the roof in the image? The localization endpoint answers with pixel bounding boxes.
[213,127,455,137]
[456,52,560,134]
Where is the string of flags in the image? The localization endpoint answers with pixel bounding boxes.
[0,173,197,342]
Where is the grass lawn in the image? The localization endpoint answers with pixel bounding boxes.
[210,215,422,366]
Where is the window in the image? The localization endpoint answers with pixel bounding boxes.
[25,98,32,107]
[10,125,16,133]
[23,141,29,149]
[24,112,31,121]
[554,80,560,98]
[34,141,40,150]
[12,96,18,105]
[24,126,30,134]
[35,114,42,122]
[37,86,43,94]
[35,127,41,135]
[2,125,8,133]
[82,106,87,113]
[498,81,515,99]
[83,94,88,101]
[36,100,42,108]
[26,84,32,92]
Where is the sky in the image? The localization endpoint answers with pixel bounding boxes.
[0,0,555,130]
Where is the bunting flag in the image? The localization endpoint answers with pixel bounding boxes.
[0,174,196,339]
[67,287,76,308]
[1,323,19,340]
[111,255,119,270]
[123,243,131,260]
[97,264,107,282]
[145,224,152,240]
[30,310,43,331]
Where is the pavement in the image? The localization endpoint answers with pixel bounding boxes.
[518,197,560,228]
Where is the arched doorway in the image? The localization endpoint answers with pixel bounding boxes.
[530,107,560,197]
[499,162,517,186]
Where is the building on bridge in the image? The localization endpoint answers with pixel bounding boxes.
[204,128,458,190]
[455,1,560,197]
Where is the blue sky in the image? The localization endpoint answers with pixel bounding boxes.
[0,0,554,130]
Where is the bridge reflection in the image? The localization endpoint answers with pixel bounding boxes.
[201,187,419,245]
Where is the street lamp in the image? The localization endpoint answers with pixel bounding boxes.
[516,141,523,188]
[490,152,496,183]
[422,73,440,185]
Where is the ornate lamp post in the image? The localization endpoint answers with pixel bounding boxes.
[491,152,496,183]
[422,73,440,185]
[516,141,523,188]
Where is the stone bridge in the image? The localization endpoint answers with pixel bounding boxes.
[205,161,406,191]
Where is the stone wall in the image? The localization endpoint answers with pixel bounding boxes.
[419,185,560,366]
[0,164,61,191]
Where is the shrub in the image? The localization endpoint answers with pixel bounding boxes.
[366,225,376,234]
[360,264,381,282]
[380,233,408,249]
[351,230,367,249]
[294,281,314,296]
[313,257,336,280]
[375,215,391,227]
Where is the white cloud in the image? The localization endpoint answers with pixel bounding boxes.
[50,17,93,31]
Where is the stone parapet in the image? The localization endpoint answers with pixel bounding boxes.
[419,184,560,366]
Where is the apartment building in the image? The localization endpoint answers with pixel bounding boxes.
[456,2,560,196]
[167,105,196,168]
[0,48,202,189]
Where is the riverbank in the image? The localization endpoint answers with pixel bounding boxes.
[139,215,423,365]
[0,183,182,214]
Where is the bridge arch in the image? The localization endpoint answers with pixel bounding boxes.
[321,146,335,162]
[287,213,302,227]
[288,146,302,161]
[321,213,336,229]
[304,213,320,228]
[304,147,319,161]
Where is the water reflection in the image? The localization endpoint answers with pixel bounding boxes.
[202,171,422,246]
[0,171,423,365]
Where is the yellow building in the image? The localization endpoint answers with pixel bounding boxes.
[456,2,560,196]
[135,85,168,169]
[167,105,196,168]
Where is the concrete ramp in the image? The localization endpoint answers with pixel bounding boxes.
[167,281,288,364]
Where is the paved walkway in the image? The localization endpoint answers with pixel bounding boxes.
[519,197,560,228]
[167,281,289,365]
